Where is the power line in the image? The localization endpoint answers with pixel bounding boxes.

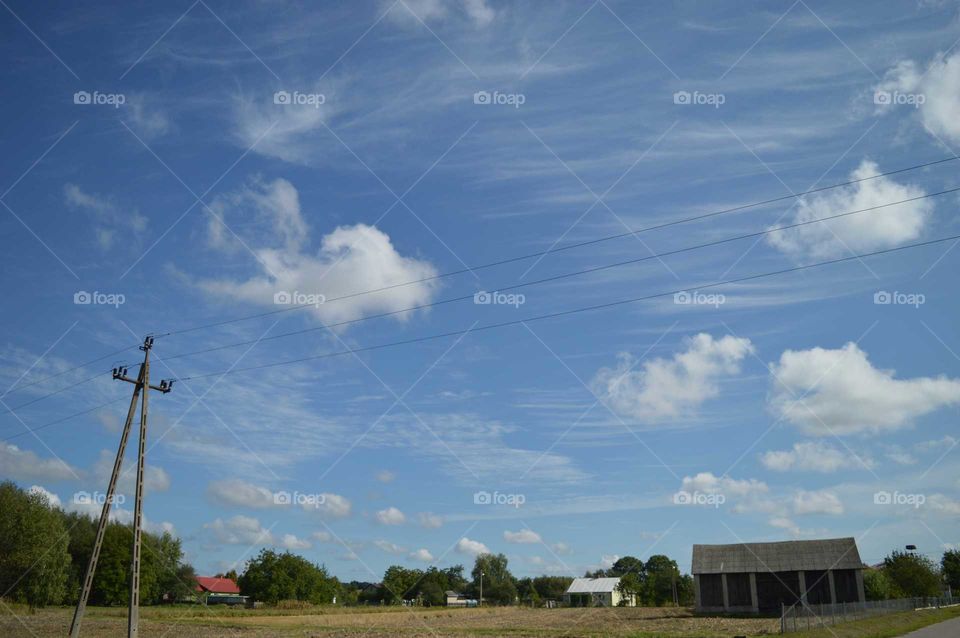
[1,397,128,442]
[154,155,960,337]
[176,232,960,381]
[159,186,960,362]
[3,345,138,395]
[0,370,107,418]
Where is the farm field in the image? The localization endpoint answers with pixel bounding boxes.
[1,604,780,637]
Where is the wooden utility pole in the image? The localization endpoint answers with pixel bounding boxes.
[69,336,173,638]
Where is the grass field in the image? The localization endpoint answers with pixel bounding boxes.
[2,603,958,637]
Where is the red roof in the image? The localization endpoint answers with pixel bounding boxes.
[195,576,241,594]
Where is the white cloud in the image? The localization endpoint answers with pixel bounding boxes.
[385,0,494,28]
[769,516,801,535]
[456,537,490,556]
[93,450,169,495]
[592,334,754,421]
[600,554,619,570]
[418,512,443,528]
[311,493,352,519]
[28,485,61,508]
[927,494,960,515]
[311,530,333,542]
[551,542,572,555]
[374,540,406,554]
[204,515,275,545]
[64,184,148,250]
[198,179,440,329]
[410,548,434,562]
[769,343,960,435]
[876,51,960,144]
[232,90,337,165]
[0,443,77,482]
[126,93,171,139]
[504,529,542,544]
[766,160,932,260]
[792,489,844,515]
[206,478,277,508]
[462,0,495,26]
[280,533,311,550]
[680,472,769,498]
[375,506,406,525]
[760,441,865,473]
[375,470,396,483]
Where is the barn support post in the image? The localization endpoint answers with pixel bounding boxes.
[749,572,759,613]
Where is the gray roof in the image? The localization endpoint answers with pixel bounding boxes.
[692,537,864,574]
[565,577,621,594]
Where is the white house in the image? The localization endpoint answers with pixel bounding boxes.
[563,577,635,607]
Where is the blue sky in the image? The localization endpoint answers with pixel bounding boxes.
[1,0,959,582]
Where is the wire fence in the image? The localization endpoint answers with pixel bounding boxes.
[780,596,958,633]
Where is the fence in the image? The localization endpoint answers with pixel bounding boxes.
[780,596,957,633]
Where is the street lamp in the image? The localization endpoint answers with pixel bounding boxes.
[479,571,484,608]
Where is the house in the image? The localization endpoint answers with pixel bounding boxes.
[692,537,866,613]
[445,591,477,607]
[563,577,635,607]
[195,576,248,606]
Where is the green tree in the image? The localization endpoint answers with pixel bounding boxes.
[608,556,645,578]
[616,572,644,605]
[470,553,517,605]
[381,565,423,603]
[643,555,681,606]
[884,551,941,597]
[239,549,338,604]
[532,576,573,602]
[864,568,896,601]
[942,550,960,592]
[0,482,70,607]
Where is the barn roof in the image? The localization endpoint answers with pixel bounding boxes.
[692,537,863,574]
[195,576,241,594]
[565,577,621,594]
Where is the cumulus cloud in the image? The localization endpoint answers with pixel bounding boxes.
[410,548,434,562]
[680,472,768,498]
[769,343,960,435]
[418,512,443,528]
[0,443,77,482]
[760,441,868,473]
[504,529,542,544]
[94,450,170,495]
[456,537,490,556]
[375,506,406,525]
[374,540,406,554]
[198,178,440,328]
[280,533,311,550]
[206,479,278,508]
[875,50,960,144]
[592,334,754,422]
[204,515,274,545]
[766,160,932,260]
[64,184,148,250]
[311,493,352,519]
[792,489,844,515]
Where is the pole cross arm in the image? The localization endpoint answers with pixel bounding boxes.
[112,368,174,393]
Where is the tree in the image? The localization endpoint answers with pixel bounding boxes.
[382,565,423,603]
[942,550,960,592]
[470,554,517,605]
[864,568,896,601]
[616,572,644,605]
[0,482,70,607]
[239,549,338,604]
[884,551,941,597]
[608,556,645,578]
[532,576,573,602]
[643,555,681,606]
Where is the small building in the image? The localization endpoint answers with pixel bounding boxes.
[692,537,866,614]
[563,577,635,607]
[195,576,248,606]
[445,591,477,607]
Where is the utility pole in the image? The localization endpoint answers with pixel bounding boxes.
[479,571,484,608]
[69,336,173,638]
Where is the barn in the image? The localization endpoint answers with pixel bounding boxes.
[692,537,865,613]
